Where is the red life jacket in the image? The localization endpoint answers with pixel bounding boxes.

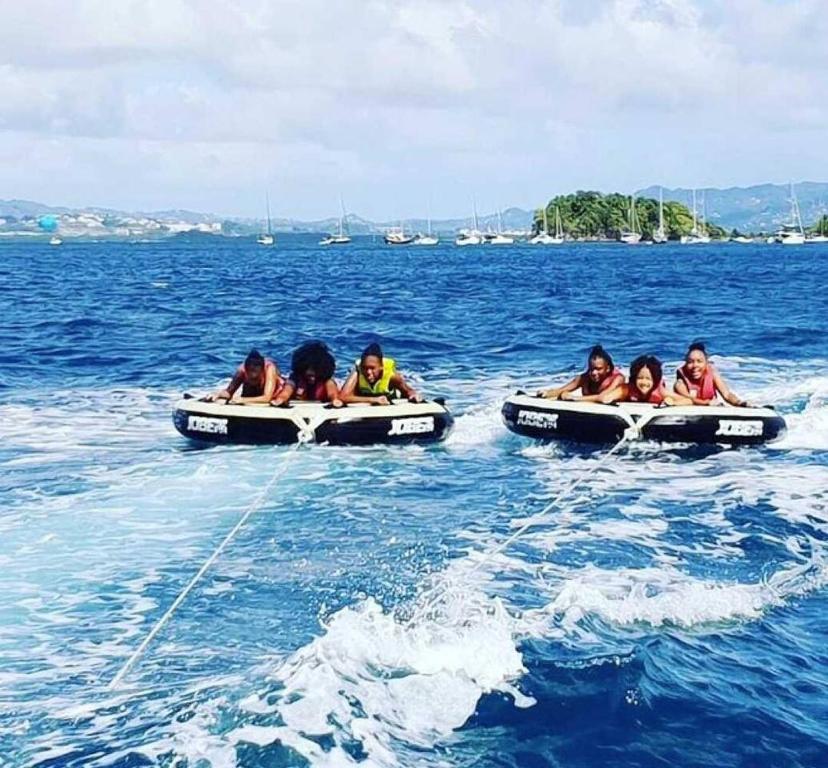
[627,380,667,404]
[293,376,334,402]
[582,368,624,396]
[677,364,717,400]
[237,359,280,397]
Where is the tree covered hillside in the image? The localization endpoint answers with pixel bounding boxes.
[537,191,725,240]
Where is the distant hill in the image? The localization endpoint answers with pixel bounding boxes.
[0,199,221,224]
[0,198,533,235]
[224,207,534,235]
[637,182,828,233]
[5,183,828,236]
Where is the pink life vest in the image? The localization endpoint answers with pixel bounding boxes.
[236,359,280,396]
[677,363,717,401]
[582,367,624,396]
[627,380,667,405]
[293,376,334,402]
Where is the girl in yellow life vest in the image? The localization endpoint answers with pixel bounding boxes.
[339,343,423,405]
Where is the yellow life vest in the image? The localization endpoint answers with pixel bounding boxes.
[356,357,397,396]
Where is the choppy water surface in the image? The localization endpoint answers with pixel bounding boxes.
[1,236,827,767]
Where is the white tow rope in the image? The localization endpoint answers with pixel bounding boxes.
[472,426,636,569]
[412,426,637,622]
[109,444,300,689]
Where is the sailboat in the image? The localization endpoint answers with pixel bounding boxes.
[257,193,275,245]
[806,215,828,244]
[530,205,564,245]
[487,210,515,245]
[652,188,668,243]
[455,200,483,246]
[775,183,805,245]
[320,198,352,245]
[619,196,642,244]
[414,207,439,245]
[681,189,711,244]
[49,235,62,246]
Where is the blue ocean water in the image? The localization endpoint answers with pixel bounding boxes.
[1,235,827,767]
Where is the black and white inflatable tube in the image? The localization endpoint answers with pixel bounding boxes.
[502,393,786,446]
[173,396,454,446]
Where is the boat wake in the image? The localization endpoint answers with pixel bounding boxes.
[4,357,828,767]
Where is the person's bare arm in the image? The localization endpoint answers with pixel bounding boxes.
[713,369,750,407]
[391,372,422,402]
[539,374,582,399]
[209,369,243,401]
[325,379,343,408]
[662,389,694,406]
[595,383,626,404]
[271,380,295,406]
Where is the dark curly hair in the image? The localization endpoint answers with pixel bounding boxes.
[291,340,336,381]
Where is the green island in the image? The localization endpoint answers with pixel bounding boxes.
[536,191,726,240]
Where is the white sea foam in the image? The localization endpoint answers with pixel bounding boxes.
[6,363,828,767]
[445,399,508,448]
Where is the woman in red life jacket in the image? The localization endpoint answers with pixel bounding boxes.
[599,355,692,406]
[209,349,283,404]
[271,340,343,407]
[539,345,625,402]
[674,341,750,406]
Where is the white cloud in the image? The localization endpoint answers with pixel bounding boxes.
[0,0,825,218]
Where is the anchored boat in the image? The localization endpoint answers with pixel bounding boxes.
[173,396,454,446]
[502,393,786,446]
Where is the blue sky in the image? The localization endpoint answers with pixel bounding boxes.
[0,0,825,219]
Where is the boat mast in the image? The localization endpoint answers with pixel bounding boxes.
[658,187,664,237]
[630,195,639,234]
[339,196,346,237]
[555,206,563,238]
[791,182,803,234]
[691,189,698,235]
[266,192,272,236]
[700,191,707,237]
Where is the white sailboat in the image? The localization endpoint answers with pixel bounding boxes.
[530,205,564,245]
[487,210,515,245]
[681,189,711,244]
[414,207,439,245]
[320,197,352,245]
[257,193,275,245]
[775,183,806,245]
[455,200,483,246]
[806,215,828,244]
[49,235,62,246]
[652,188,668,243]
[619,195,642,244]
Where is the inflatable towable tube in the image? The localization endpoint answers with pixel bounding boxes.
[173,396,454,446]
[502,393,786,446]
